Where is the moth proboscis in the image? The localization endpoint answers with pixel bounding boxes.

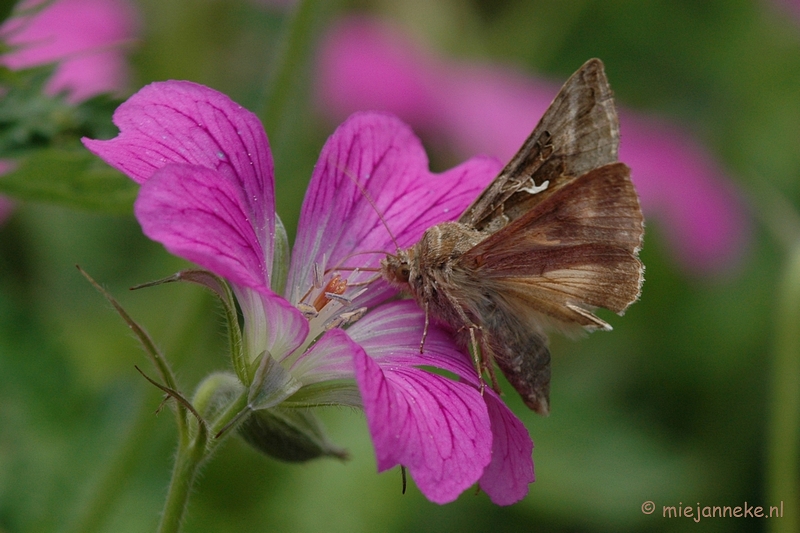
[380,58,644,416]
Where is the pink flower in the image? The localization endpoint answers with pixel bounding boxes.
[82,81,534,505]
[316,17,750,275]
[1,0,139,102]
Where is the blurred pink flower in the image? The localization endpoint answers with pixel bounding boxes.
[316,17,750,275]
[0,0,138,221]
[0,0,139,102]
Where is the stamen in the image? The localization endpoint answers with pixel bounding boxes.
[313,262,324,289]
[313,274,347,311]
[339,307,367,327]
[324,316,345,331]
[325,292,352,305]
[297,303,318,318]
[344,284,368,301]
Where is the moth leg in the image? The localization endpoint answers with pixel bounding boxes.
[468,326,483,393]
[436,288,498,392]
[419,300,430,354]
[474,327,501,394]
[467,326,501,396]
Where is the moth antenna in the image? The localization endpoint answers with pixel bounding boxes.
[325,249,391,275]
[347,273,381,287]
[333,159,401,253]
[333,266,381,273]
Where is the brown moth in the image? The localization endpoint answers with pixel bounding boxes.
[380,58,644,416]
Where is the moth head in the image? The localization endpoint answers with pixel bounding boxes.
[380,250,414,287]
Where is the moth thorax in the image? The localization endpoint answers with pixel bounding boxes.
[417,222,486,267]
[380,249,415,287]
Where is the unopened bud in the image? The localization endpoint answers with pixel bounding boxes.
[238,408,348,463]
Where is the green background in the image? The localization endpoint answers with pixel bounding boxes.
[2,0,800,531]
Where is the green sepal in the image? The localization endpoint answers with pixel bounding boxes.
[271,214,289,296]
[282,380,362,408]
[248,351,302,410]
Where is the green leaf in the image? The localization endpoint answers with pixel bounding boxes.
[0,148,137,213]
[0,0,20,25]
[0,65,122,155]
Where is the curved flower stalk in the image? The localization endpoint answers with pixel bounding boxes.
[316,17,750,275]
[82,81,534,505]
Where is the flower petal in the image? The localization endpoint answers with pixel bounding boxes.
[289,328,357,385]
[234,286,308,364]
[134,163,268,292]
[347,300,477,381]
[479,390,534,505]
[349,300,534,504]
[82,80,275,273]
[287,111,501,306]
[354,343,492,504]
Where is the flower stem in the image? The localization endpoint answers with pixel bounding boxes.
[157,424,209,533]
[766,243,800,533]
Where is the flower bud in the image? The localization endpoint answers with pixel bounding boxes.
[238,407,348,463]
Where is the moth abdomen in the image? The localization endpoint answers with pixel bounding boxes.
[479,306,552,416]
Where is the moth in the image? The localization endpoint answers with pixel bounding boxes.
[381,58,644,416]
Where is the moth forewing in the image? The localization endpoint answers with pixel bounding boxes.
[460,58,620,232]
[465,163,644,326]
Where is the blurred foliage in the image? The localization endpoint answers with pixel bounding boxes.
[0,65,136,212]
[1,0,800,532]
[0,0,18,26]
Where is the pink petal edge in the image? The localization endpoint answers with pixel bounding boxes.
[82,80,276,275]
[479,390,534,505]
[354,344,492,504]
